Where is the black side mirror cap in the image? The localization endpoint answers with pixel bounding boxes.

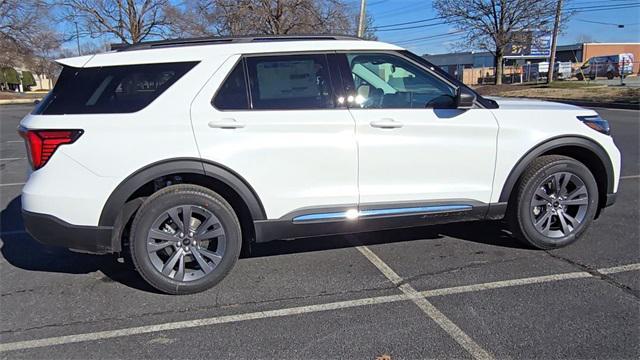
[456,87,476,109]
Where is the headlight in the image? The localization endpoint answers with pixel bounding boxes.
[578,115,610,135]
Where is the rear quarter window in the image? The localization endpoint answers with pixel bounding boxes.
[34,61,198,115]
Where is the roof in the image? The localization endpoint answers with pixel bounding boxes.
[56,35,404,68]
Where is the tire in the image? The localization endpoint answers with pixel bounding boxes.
[606,72,614,80]
[130,184,241,294]
[507,155,599,250]
[576,73,584,81]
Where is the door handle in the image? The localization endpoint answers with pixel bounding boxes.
[208,118,245,129]
[370,118,403,129]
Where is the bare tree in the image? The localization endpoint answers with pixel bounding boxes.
[0,0,62,90]
[166,0,359,38]
[434,0,557,84]
[0,0,56,67]
[58,0,172,44]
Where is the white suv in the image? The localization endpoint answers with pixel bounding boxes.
[19,36,620,294]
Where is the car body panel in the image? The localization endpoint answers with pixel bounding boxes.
[349,107,499,204]
[488,98,621,203]
[19,39,621,239]
[190,55,359,219]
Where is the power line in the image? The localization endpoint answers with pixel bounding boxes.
[375,21,447,32]
[377,1,639,40]
[375,17,442,29]
[564,2,640,11]
[373,1,639,31]
[367,0,389,7]
[394,30,465,45]
[575,19,629,27]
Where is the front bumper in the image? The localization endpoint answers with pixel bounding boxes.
[22,210,114,254]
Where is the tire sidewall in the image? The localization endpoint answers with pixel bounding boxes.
[131,190,241,294]
[517,160,598,249]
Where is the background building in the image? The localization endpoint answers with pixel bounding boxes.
[423,42,640,84]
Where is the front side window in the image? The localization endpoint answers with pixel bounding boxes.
[34,62,198,115]
[347,53,455,109]
[245,54,334,110]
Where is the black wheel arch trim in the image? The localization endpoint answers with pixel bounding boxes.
[498,135,615,204]
[99,157,267,228]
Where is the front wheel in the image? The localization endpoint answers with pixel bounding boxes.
[508,155,599,249]
[130,184,242,294]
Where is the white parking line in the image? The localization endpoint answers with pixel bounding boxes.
[0,294,408,352]
[420,272,592,297]
[0,157,25,161]
[5,140,23,143]
[356,245,493,360]
[598,263,640,275]
[620,175,640,180]
[0,262,637,353]
[0,182,25,187]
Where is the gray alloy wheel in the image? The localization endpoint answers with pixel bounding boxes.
[529,172,589,239]
[147,205,227,282]
[508,155,598,250]
[130,184,242,294]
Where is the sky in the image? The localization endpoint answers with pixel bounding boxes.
[60,0,640,55]
[359,0,640,55]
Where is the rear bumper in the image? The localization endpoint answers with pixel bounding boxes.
[22,210,114,254]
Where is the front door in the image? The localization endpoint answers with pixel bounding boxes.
[340,52,499,207]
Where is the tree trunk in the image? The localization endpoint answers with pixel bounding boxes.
[495,50,504,85]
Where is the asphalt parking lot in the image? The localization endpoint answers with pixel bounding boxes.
[0,104,638,359]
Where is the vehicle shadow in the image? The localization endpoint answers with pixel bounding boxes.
[1,195,527,293]
[0,196,158,293]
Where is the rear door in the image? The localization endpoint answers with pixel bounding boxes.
[191,53,358,219]
[339,51,499,207]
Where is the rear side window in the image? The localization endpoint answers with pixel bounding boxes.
[245,54,334,110]
[213,60,249,110]
[34,62,198,115]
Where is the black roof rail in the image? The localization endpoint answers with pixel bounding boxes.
[111,34,362,52]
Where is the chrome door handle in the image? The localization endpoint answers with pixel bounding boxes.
[208,118,245,129]
[370,118,403,129]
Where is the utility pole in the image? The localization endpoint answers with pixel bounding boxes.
[357,0,366,38]
[547,0,563,84]
[75,21,81,56]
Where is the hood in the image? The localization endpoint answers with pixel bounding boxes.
[486,96,584,111]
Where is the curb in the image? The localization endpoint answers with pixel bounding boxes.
[0,99,42,105]
[546,99,640,110]
[496,96,639,110]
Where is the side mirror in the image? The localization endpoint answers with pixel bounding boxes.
[456,87,476,110]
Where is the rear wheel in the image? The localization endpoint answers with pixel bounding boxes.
[606,72,614,80]
[508,155,599,249]
[130,184,241,294]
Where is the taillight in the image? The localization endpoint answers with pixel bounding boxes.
[18,127,83,170]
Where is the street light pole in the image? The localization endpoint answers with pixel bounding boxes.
[357,0,367,38]
[547,0,563,84]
